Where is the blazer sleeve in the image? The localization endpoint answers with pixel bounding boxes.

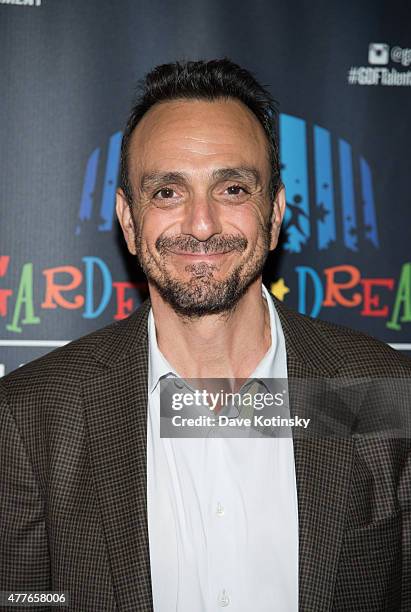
[400,444,411,611]
[0,382,50,591]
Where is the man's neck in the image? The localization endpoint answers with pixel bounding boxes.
[149,278,272,379]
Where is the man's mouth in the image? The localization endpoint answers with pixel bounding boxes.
[155,235,248,258]
[167,248,234,259]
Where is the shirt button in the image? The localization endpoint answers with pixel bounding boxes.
[216,502,225,517]
[173,378,185,389]
[218,589,230,607]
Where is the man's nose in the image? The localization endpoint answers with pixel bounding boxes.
[180,195,222,241]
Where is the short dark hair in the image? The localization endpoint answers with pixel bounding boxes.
[120,58,282,204]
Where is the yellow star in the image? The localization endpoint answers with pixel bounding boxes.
[270,278,290,301]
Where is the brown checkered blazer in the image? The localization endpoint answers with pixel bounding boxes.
[1,294,410,611]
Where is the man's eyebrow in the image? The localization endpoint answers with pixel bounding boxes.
[140,171,190,192]
[211,167,262,185]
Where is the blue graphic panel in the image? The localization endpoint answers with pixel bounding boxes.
[76,147,100,235]
[338,139,357,251]
[76,123,379,256]
[313,126,336,250]
[99,131,122,232]
[280,114,310,253]
[360,157,379,248]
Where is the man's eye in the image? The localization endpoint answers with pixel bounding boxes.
[225,185,248,196]
[153,188,176,199]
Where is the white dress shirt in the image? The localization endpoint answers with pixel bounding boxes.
[147,284,298,611]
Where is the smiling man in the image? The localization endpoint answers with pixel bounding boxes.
[116,88,283,378]
[1,59,410,612]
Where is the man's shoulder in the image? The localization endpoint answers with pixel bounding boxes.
[1,299,151,396]
[271,294,411,377]
[314,315,411,374]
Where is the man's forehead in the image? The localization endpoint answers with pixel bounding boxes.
[129,98,267,150]
[128,98,270,180]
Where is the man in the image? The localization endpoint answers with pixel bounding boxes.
[1,59,410,611]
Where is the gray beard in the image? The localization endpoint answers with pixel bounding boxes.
[133,222,271,319]
[140,253,268,319]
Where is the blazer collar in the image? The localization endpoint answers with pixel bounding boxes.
[85,293,354,611]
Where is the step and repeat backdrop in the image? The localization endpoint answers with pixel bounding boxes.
[1,0,410,375]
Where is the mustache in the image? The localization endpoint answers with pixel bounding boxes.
[155,234,248,254]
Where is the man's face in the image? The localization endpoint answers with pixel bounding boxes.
[116,98,285,317]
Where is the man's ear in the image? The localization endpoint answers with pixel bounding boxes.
[116,189,137,255]
[269,185,286,251]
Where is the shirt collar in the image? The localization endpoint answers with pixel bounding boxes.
[248,283,279,381]
[147,283,281,395]
[148,307,179,395]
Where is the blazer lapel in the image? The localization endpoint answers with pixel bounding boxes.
[82,301,153,611]
[273,296,356,612]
